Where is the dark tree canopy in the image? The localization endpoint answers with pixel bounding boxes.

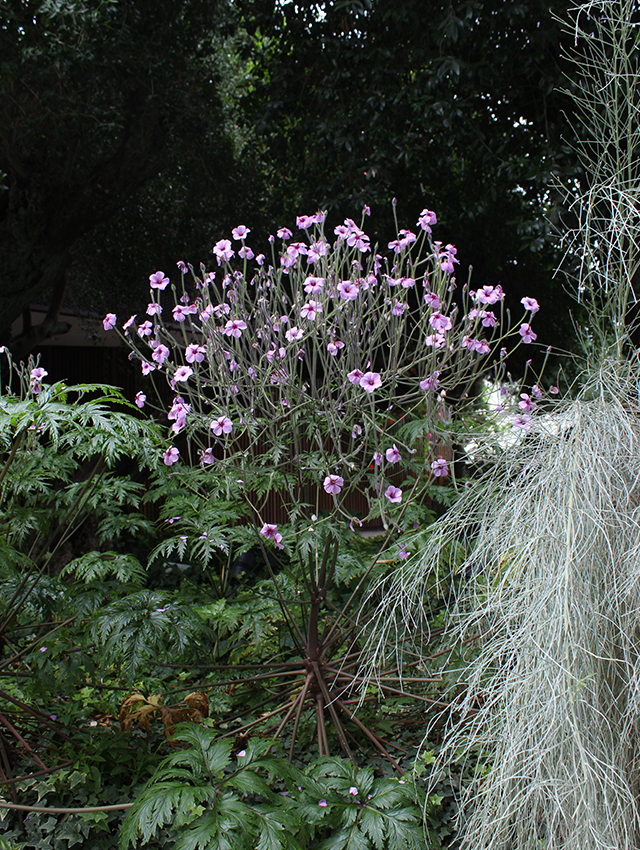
[0,0,251,356]
[1,0,587,367]
[240,0,582,365]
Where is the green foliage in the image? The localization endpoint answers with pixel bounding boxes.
[120,724,440,850]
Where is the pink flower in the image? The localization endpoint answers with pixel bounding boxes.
[425,333,446,349]
[550,386,559,395]
[397,544,410,560]
[103,313,117,331]
[163,447,180,466]
[213,239,234,264]
[476,285,504,305]
[232,225,250,240]
[285,326,304,342]
[260,523,284,549]
[338,280,360,300]
[399,276,415,289]
[256,254,265,266]
[303,276,325,294]
[146,302,162,316]
[518,393,537,413]
[521,296,540,314]
[141,361,156,375]
[360,372,382,393]
[149,271,169,290]
[423,291,440,309]
[318,799,328,808]
[30,367,47,383]
[327,339,344,356]
[392,300,408,316]
[210,415,233,436]
[386,444,402,464]
[323,474,344,495]
[347,369,364,385]
[420,371,440,391]
[480,310,497,328]
[238,246,254,260]
[373,451,383,466]
[429,312,453,333]
[513,413,533,430]
[152,344,170,366]
[384,485,402,503]
[137,320,153,338]
[135,391,146,408]
[417,208,437,231]
[185,344,206,363]
[223,318,248,338]
[122,314,136,331]
[277,227,292,240]
[301,300,322,321]
[531,385,543,399]
[519,323,537,344]
[174,365,193,383]
[431,457,449,478]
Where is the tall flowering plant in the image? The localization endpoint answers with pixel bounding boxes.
[105,206,539,762]
[108,207,538,545]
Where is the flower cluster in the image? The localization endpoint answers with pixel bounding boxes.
[107,206,539,539]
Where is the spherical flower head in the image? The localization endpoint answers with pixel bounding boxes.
[149,271,169,290]
[323,474,344,496]
[384,485,402,503]
[260,523,284,549]
[163,446,180,466]
[359,372,382,393]
[519,323,537,344]
[347,368,364,385]
[173,365,193,383]
[210,415,233,436]
[521,296,540,314]
[431,457,449,478]
[134,391,146,409]
[385,444,402,464]
[232,225,250,240]
[103,313,117,331]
